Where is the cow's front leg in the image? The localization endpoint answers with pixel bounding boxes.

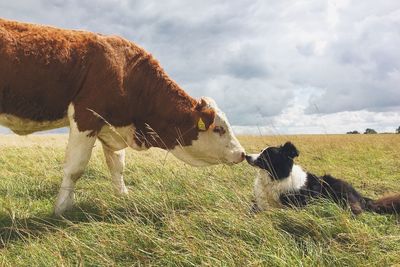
[102,145,128,195]
[54,124,96,216]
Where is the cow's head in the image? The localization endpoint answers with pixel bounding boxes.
[171,97,245,166]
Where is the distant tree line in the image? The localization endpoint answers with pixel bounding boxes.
[346,126,400,134]
[364,128,377,134]
[346,130,360,134]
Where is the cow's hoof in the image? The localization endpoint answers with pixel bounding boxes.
[54,191,74,216]
[54,203,73,216]
[54,200,74,216]
[115,186,129,195]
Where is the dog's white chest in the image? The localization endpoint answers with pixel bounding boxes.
[253,164,307,210]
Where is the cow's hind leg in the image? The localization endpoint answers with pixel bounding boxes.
[54,115,96,216]
[101,144,128,195]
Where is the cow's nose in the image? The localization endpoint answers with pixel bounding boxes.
[232,151,246,164]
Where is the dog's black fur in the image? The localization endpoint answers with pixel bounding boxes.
[246,142,400,215]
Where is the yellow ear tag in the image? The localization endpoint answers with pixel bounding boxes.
[198,118,206,131]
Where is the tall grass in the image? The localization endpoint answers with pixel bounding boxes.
[0,134,399,266]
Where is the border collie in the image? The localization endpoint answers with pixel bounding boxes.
[245,142,400,215]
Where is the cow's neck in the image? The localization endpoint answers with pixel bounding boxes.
[128,56,199,150]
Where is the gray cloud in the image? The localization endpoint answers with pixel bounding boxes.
[1,0,399,133]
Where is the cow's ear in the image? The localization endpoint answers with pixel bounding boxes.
[194,102,215,131]
[197,108,215,131]
[195,98,208,111]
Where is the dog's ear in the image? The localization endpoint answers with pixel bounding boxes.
[281,142,299,159]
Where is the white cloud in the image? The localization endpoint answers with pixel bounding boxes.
[234,99,400,135]
[0,0,399,134]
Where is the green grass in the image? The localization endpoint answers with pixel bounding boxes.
[0,134,399,266]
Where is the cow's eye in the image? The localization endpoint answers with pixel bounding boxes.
[213,126,226,136]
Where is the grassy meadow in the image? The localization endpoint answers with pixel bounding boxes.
[0,134,399,266]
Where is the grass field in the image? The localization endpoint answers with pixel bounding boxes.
[0,134,399,266]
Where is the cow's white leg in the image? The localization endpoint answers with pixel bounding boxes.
[54,130,96,215]
[54,107,96,215]
[101,144,128,194]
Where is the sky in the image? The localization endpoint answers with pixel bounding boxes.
[1,0,399,134]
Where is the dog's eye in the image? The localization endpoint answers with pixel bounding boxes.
[213,126,226,136]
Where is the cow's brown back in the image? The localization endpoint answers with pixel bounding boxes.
[0,18,101,121]
[0,18,214,149]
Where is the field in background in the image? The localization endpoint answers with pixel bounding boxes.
[0,134,399,266]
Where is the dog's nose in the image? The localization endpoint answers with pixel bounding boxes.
[245,155,256,165]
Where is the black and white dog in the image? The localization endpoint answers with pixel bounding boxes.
[245,142,400,215]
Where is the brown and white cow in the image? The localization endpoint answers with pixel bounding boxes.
[0,18,245,215]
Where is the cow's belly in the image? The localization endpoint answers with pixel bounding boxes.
[98,124,146,151]
[0,113,69,135]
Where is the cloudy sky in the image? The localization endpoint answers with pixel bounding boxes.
[1,0,399,134]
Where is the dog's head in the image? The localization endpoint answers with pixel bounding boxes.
[245,142,299,180]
